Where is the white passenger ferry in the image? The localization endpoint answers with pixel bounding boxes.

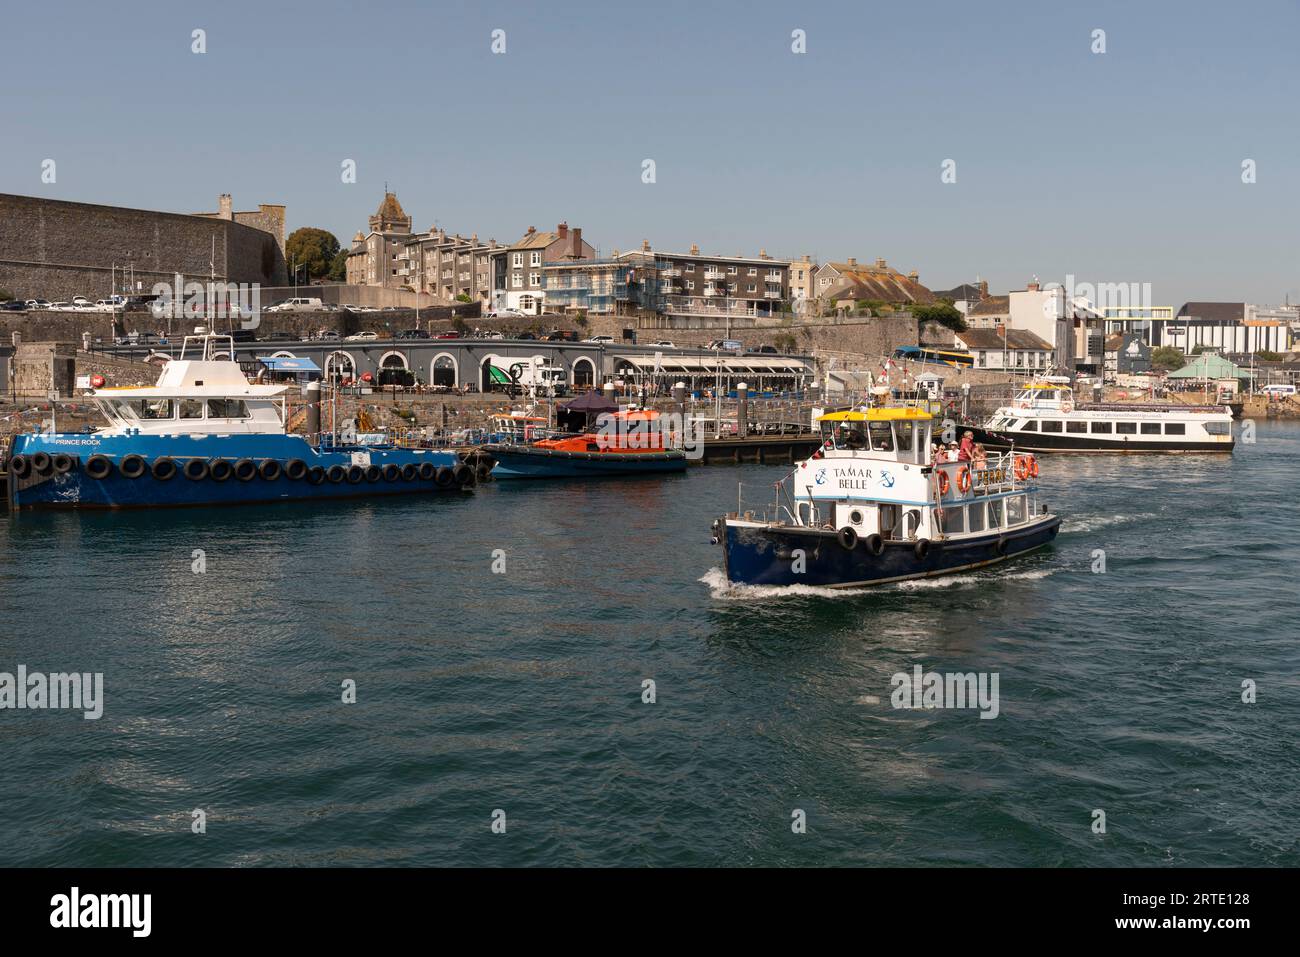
[713,400,1061,588]
[968,377,1234,453]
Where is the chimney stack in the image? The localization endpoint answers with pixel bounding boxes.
[690,243,700,256]
[978,279,989,298]
[846,257,857,267]
[760,248,768,259]
[527,225,536,235]
[802,254,811,263]
[876,257,886,269]
[557,222,568,239]
[572,227,582,258]
[218,194,233,220]
[641,239,650,252]
[908,270,919,283]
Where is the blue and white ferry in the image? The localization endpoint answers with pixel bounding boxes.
[6,333,483,510]
[713,400,1061,588]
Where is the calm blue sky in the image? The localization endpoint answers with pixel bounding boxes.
[3,0,1298,306]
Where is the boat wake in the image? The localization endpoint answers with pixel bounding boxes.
[1061,513,1152,534]
[700,564,1060,599]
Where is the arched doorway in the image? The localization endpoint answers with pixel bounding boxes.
[572,357,596,389]
[325,351,356,384]
[432,353,458,389]
[377,350,412,388]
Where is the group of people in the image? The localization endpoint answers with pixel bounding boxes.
[932,430,989,469]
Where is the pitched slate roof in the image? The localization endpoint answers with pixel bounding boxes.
[822,263,933,304]
[968,295,1010,316]
[955,328,1052,350]
[933,283,984,301]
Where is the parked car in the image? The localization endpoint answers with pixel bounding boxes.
[25,299,52,310]
[1,300,27,312]
[1261,384,1297,397]
[396,329,430,340]
[486,308,524,319]
[647,340,677,349]
[751,344,779,354]
[314,329,341,342]
[266,297,324,313]
[515,331,537,340]
[261,331,298,342]
[72,296,91,307]
[583,335,615,344]
[345,331,378,341]
[435,331,460,340]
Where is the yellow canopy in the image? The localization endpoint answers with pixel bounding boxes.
[818,407,932,423]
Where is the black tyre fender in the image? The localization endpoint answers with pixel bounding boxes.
[306,466,326,485]
[914,538,932,561]
[9,454,30,478]
[183,458,210,481]
[434,466,453,487]
[364,464,381,483]
[346,465,364,484]
[864,533,885,556]
[475,463,492,482]
[285,459,308,481]
[234,459,258,482]
[31,451,53,476]
[452,463,473,485]
[381,463,401,482]
[259,459,282,481]
[418,461,437,481]
[837,526,858,550]
[52,453,75,474]
[151,457,177,481]
[401,463,419,482]
[209,459,233,482]
[119,454,147,479]
[327,465,347,483]
[84,455,112,480]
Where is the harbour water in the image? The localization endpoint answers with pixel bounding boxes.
[1,424,1297,867]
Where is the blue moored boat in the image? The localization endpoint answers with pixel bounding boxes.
[6,333,486,510]
[713,399,1060,588]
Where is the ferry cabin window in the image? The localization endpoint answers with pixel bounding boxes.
[940,506,966,534]
[988,498,1004,528]
[1206,421,1230,435]
[1006,495,1025,526]
[124,399,174,419]
[838,424,867,449]
[867,422,894,451]
[968,501,986,532]
[1090,421,1113,433]
[1115,421,1137,434]
[179,399,204,419]
[1140,423,1161,435]
[894,422,914,452]
[1020,420,1037,431]
[207,399,251,419]
[1164,423,1186,435]
[1040,421,1063,433]
[1066,421,1088,433]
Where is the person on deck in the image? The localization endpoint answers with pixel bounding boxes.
[959,430,975,461]
[972,443,988,470]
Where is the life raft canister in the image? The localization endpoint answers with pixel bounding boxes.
[956,465,972,493]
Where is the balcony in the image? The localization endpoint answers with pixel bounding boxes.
[703,286,724,297]
[764,290,782,298]
[765,273,783,283]
[659,267,682,277]
[704,269,727,281]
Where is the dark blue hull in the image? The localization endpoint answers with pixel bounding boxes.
[486,444,688,479]
[7,433,479,510]
[721,515,1061,588]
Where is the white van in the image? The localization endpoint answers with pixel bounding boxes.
[268,297,324,313]
[1260,384,1296,397]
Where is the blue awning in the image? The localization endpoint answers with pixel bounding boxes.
[257,356,321,372]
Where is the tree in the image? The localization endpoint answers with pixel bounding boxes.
[911,302,967,333]
[1255,350,1284,362]
[328,249,348,282]
[455,293,472,303]
[1151,346,1186,372]
[285,227,342,282]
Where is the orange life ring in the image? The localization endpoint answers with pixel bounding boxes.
[1014,456,1030,481]
[937,469,950,495]
[1029,456,1039,478]
[956,465,972,492]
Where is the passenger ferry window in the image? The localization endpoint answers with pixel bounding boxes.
[1006,495,1025,525]
[1140,423,1161,435]
[179,399,204,419]
[127,399,174,419]
[968,502,985,532]
[988,499,1004,528]
[868,422,893,451]
[1040,421,1063,433]
[894,423,913,452]
[940,507,965,534]
[207,399,250,419]
[1020,420,1037,432]
[1090,421,1112,433]
[1164,423,1186,435]
[1206,421,1230,435]
[1115,422,1137,434]
[1066,421,1088,433]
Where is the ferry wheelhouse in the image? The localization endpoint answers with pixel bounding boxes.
[6,333,480,510]
[969,376,1234,453]
[714,403,1061,588]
